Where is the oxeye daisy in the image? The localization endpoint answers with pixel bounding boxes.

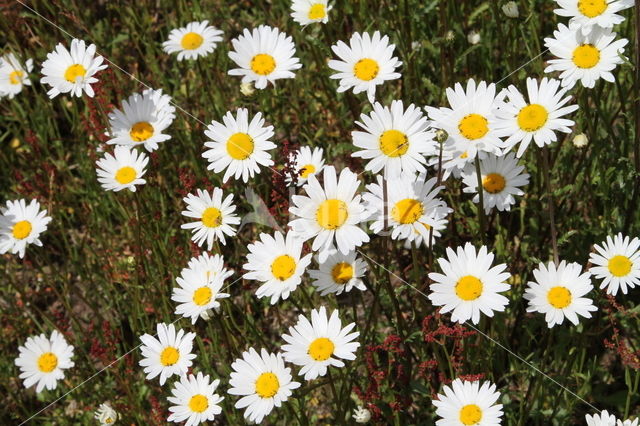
[172,259,232,324]
[95,145,148,192]
[0,53,33,99]
[15,330,74,393]
[524,260,598,328]
[186,252,232,278]
[228,25,302,89]
[494,77,579,157]
[202,108,276,183]
[291,0,332,25]
[163,20,223,61]
[432,378,504,426]
[286,145,325,186]
[94,403,119,425]
[589,233,640,295]
[138,323,196,386]
[425,79,504,159]
[544,23,628,89]
[107,88,176,152]
[461,152,530,213]
[328,31,402,103]
[352,100,437,177]
[586,410,618,425]
[243,231,312,304]
[363,174,451,245]
[428,137,475,181]
[167,372,224,426]
[554,0,635,35]
[309,250,367,296]
[181,188,240,250]
[428,243,511,324]
[0,198,52,259]
[40,38,107,98]
[228,348,300,424]
[281,306,360,380]
[620,419,640,426]
[288,166,370,262]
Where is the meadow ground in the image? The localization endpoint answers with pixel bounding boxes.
[1,0,640,424]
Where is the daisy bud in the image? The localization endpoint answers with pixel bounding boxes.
[573,133,588,148]
[467,31,481,45]
[435,129,449,144]
[502,1,519,18]
[445,30,456,42]
[240,82,255,96]
[353,406,372,423]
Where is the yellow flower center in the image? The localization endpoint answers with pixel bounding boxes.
[226,132,254,160]
[455,275,483,301]
[12,220,32,240]
[271,255,297,281]
[308,3,327,20]
[160,346,180,366]
[379,130,409,157]
[460,151,469,159]
[458,114,489,140]
[188,394,209,413]
[300,164,316,179]
[201,207,223,228]
[105,419,114,424]
[9,69,24,85]
[482,173,506,194]
[115,166,137,185]
[459,404,483,425]
[255,372,280,398]
[316,199,348,230]
[37,352,58,373]
[578,0,608,17]
[572,44,600,69]
[64,64,86,83]
[608,255,632,277]
[331,262,354,284]
[193,286,213,306]
[130,121,155,142]
[250,53,276,76]
[353,58,379,81]
[547,286,572,309]
[181,32,204,50]
[517,104,548,132]
[308,337,335,361]
[391,198,424,224]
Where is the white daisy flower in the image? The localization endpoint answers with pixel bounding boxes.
[0,198,52,259]
[524,260,598,328]
[428,243,511,324]
[95,145,148,192]
[243,231,312,304]
[106,88,176,152]
[544,24,628,89]
[432,378,504,426]
[14,330,74,393]
[554,0,635,35]
[172,257,232,324]
[181,188,240,250]
[425,79,504,159]
[589,233,640,295]
[620,419,640,426]
[163,20,224,61]
[281,306,360,380]
[228,25,302,89]
[203,108,276,183]
[94,403,119,425]
[138,323,196,386]
[352,100,436,177]
[40,38,107,98]
[288,166,370,262]
[309,249,367,296]
[461,152,530,213]
[291,0,332,25]
[363,174,451,245]
[186,252,231,277]
[286,146,325,186]
[494,77,579,157]
[167,372,224,426]
[228,348,300,424]
[0,53,33,99]
[586,410,617,425]
[328,31,402,103]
